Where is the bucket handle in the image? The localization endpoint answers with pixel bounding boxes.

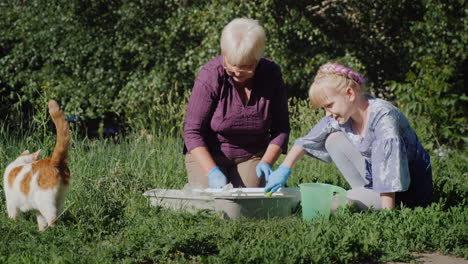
[331,185,347,208]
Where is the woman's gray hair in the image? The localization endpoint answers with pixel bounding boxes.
[221,18,265,65]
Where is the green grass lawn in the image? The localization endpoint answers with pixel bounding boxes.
[0,131,466,263]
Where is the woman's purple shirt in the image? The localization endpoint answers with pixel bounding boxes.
[184,56,290,158]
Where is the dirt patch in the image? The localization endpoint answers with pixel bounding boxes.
[385,252,467,264]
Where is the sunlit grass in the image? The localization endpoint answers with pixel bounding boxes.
[0,125,466,263]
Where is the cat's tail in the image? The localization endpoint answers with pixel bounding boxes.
[49,100,70,166]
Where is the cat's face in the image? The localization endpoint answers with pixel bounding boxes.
[17,150,41,163]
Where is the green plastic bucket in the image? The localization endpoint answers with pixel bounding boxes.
[299,183,347,221]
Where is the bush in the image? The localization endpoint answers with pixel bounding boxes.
[387,0,467,148]
[0,0,465,148]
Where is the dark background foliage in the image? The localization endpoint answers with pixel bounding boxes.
[0,0,466,147]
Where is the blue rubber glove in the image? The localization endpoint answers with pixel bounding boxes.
[256,161,272,181]
[208,166,228,189]
[264,165,291,194]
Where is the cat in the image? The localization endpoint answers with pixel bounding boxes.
[3,100,70,231]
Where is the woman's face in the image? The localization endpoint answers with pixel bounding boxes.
[322,87,355,124]
[223,58,256,84]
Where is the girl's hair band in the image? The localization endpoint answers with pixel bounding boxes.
[319,63,365,85]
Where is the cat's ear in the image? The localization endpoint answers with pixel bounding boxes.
[21,150,30,155]
[32,150,41,160]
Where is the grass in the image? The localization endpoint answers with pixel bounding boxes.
[0,125,467,263]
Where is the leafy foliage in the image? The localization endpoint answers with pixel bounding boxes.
[388,0,467,147]
[0,0,465,148]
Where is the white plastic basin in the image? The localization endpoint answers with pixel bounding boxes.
[143,187,301,219]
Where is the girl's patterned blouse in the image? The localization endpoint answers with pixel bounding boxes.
[294,97,431,193]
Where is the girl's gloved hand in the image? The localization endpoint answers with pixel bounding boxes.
[264,165,291,194]
[208,166,228,188]
[256,161,272,181]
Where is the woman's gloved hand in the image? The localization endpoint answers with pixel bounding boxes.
[264,165,291,194]
[208,166,228,188]
[256,161,272,181]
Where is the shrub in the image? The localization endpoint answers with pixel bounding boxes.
[0,0,465,148]
[387,0,467,148]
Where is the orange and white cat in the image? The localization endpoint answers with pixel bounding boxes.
[3,100,70,231]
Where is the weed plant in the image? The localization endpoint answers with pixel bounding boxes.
[0,99,466,263]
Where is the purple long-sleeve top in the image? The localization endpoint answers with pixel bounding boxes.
[183,55,290,158]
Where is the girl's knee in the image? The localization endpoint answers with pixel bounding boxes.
[325,132,346,152]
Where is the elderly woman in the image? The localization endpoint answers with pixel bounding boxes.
[183,18,290,189]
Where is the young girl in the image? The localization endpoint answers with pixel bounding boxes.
[264,63,433,210]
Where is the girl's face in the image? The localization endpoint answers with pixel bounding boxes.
[322,87,355,124]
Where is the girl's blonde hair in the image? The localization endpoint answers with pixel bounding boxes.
[308,63,365,108]
[220,18,265,65]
